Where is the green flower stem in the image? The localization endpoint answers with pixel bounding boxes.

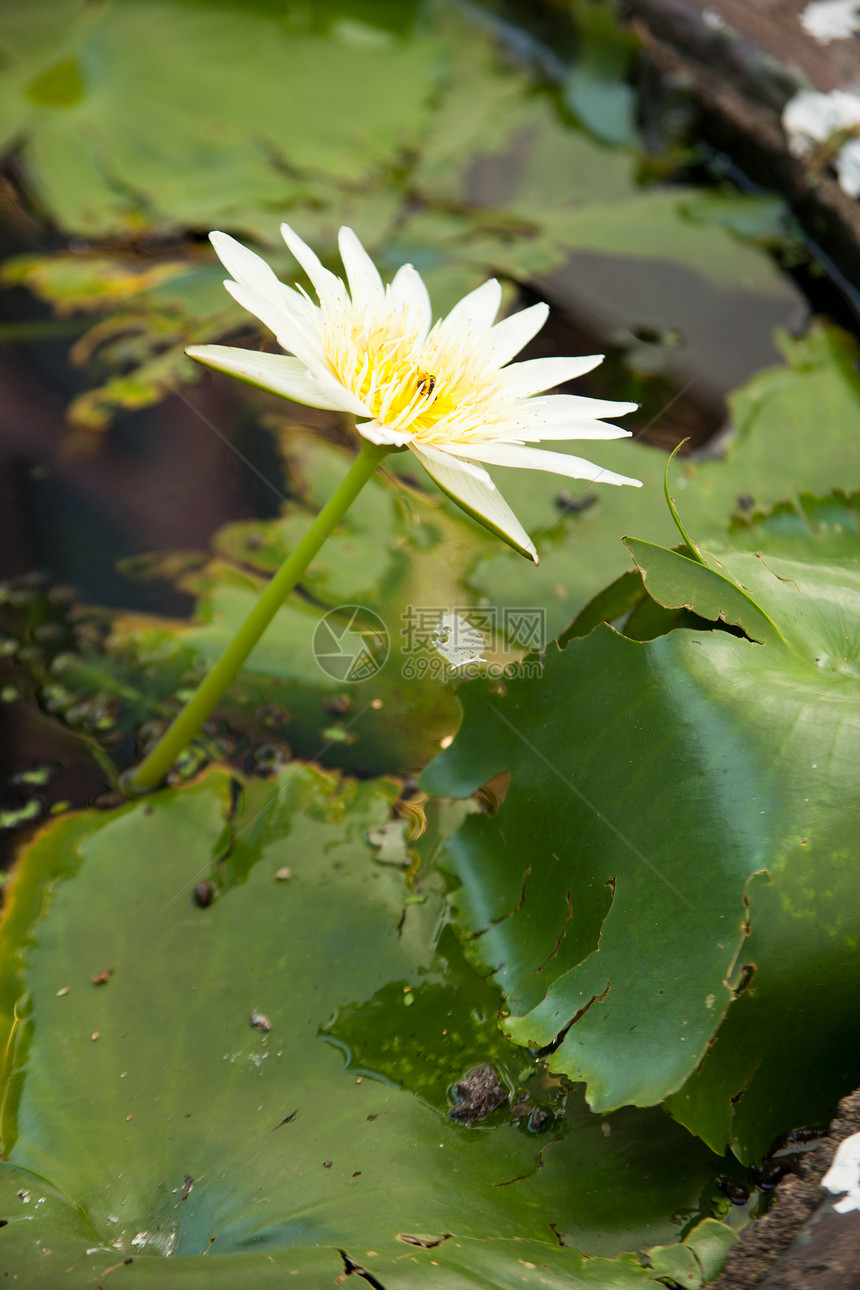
[128,439,390,793]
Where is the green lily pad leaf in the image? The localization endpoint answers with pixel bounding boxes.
[469,324,860,635]
[678,192,792,249]
[25,55,84,107]
[727,489,860,561]
[645,1216,736,1288]
[559,569,651,644]
[645,1241,702,1289]
[624,539,785,647]
[0,766,729,1285]
[635,537,860,675]
[421,535,860,1161]
[683,1217,738,1281]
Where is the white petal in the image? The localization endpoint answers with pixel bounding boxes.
[210,232,318,327]
[440,278,503,339]
[836,136,860,196]
[388,263,432,340]
[453,441,642,488]
[504,355,604,397]
[280,222,344,308]
[300,364,374,419]
[338,227,385,312]
[355,419,415,447]
[210,232,283,303]
[186,346,346,410]
[513,422,633,442]
[486,302,549,366]
[415,442,488,481]
[525,394,638,422]
[224,280,326,369]
[411,444,538,562]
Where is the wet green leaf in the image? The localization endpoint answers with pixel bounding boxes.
[472,325,860,637]
[623,540,784,647]
[421,532,860,1162]
[682,1216,739,1281]
[0,767,730,1285]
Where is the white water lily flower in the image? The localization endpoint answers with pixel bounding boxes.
[187,224,641,562]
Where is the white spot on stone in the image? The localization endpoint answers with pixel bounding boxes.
[783,89,860,156]
[822,1131,860,1212]
[800,0,860,43]
[783,89,860,196]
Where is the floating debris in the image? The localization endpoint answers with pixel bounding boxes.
[193,881,215,908]
[448,1065,508,1125]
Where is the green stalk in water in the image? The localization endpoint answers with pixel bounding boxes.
[129,439,389,792]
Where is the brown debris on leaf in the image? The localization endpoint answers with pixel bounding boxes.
[448,1064,507,1125]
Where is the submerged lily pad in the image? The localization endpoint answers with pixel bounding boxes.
[422,521,860,1162]
[0,766,732,1284]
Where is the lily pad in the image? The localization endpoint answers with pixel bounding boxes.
[0,766,731,1284]
[727,489,860,561]
[469,325,860,637]
[421,525,860,1161]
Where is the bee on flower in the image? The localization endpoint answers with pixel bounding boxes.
[187,224,641,563]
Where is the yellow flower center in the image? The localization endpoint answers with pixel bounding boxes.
[323,307,513,445]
